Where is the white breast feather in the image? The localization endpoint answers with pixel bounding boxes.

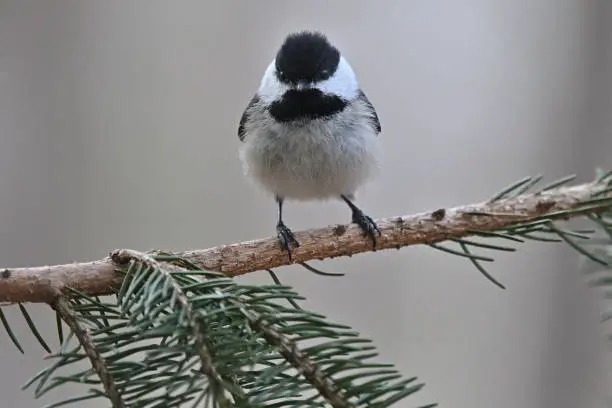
[239,99,380,201]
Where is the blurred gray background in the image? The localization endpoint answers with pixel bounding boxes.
[1,1,611,407]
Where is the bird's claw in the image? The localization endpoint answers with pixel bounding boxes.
[352,210,381,248]
[277,222,300,260]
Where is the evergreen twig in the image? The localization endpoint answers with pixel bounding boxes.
[26,252,426,407]
[52,297,126,408]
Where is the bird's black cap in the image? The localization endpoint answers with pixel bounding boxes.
[275,31,340,85]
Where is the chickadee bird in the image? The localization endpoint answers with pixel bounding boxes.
[238,30,381,258]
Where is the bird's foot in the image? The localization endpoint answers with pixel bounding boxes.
[276,221,300,260]
[351,209,381,248]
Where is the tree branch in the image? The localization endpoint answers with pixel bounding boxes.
[1,180,610,304]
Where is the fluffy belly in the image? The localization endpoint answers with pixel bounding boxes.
[240,125,379,200]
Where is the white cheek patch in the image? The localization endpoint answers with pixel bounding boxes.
[258,60,289,104]
[316,57,359,100]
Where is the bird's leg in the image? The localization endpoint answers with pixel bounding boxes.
[274,198,341,275]
[340,194,381,248]
[275,196,300,260]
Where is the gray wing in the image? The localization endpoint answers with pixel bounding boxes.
[238,94,260,142]
[357,90,381,134]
